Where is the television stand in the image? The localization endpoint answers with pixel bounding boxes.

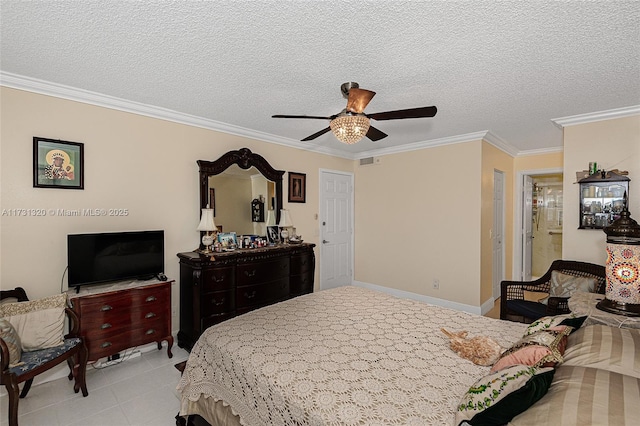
[68,280,174,362]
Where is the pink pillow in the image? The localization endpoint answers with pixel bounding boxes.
[491,327,571,372]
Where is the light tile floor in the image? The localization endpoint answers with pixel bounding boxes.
[0,345,190,426]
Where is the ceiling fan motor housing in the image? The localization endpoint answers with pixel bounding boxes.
[340,82,360,99]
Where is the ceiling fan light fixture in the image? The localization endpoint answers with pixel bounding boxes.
[330,113,370,144]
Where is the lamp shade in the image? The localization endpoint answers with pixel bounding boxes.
[330,114,370,144]
[196,206,216,232]
[278,209,293,227]
[597,206,640,316]
[265,209,276,226]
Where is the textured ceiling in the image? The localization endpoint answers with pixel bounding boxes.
[1,1,639,158]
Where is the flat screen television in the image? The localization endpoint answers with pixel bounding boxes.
[67,230,164,289]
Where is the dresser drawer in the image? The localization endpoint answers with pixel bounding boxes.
[74,292,132,317]
[290,272,313,296]
[202,312,235,330]
[202,266,235,292]
[85,318,168,358]
[236,277,289,308]
[201,290,235,316]
[291,254,313,275]
[237,258,290,286]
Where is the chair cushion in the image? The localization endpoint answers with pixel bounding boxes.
[506,300,548,320]
[8,337,81,377]
[0,293,67,351]
[544,270,597,302]
[0,318,22,366]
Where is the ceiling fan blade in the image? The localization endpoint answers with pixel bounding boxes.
[272,114,332,120]
[365,126,388,141]
[367,106,437,121]
[346,88,376,113]
[301,127,331,141]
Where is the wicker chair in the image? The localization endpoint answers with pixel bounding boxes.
[500,260,606,323]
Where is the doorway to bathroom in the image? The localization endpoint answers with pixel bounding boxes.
[515,170,564,281]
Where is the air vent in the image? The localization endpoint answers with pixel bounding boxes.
[359,157,381,166]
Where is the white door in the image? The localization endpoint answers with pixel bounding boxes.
[319,170,353,290]
[492,170,505,299]
[522,175,534,280]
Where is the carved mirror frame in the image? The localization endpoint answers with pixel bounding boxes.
[198,148,285,234]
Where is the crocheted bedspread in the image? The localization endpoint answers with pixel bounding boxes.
[178,286,527,425]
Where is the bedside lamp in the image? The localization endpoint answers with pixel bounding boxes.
[598,199,640,317]
[197,204,217,254]
[278,209,293,244]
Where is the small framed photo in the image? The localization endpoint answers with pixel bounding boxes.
[217,232,237,248]
[266,226,280,244]
[288,172,306,203]
[33,137,84,189]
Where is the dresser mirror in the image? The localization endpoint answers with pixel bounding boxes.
[198,148,284,243]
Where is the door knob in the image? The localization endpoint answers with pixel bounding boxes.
[323,240,330,244]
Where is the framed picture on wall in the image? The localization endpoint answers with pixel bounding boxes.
[33,137,84,189]
[288,172,306,203]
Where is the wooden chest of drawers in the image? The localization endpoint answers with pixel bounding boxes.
[177,243,315,350]
[70,281,174,362]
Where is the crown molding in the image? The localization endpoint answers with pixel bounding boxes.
[0,71,353,159]
[2,71,547,161]
[552,105,640,129]
[353,131,489,159]
[516,146,563,157]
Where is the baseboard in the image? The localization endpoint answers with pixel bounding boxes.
[351,281,487,315]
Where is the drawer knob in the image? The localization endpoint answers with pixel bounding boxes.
[213,298,225,306]
[244,270,256,277]
[101,342,112,348]
[100,323,112,329]
[101,305,113,312]
[145,312,156,319]
[145,329,156,335]
[145,296,157,302]
[244,291,257,299]
[212,275,225,283]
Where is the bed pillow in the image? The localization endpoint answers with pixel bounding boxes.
[0,318,22,366]
[542,271,597,303]
[524,314,586,336]
[509,366,640,425]
[491,327,572,372]
[563,324,639,378]
[456,365,555,426]
[0,293,67,351]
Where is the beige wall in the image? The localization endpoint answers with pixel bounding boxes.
[354,141,483,307]
[514,151,563,172]
[480,142,514,304]
[562,115,640,264]
[0,87,353,329]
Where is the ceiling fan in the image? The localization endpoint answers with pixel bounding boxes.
[272,82,437,144]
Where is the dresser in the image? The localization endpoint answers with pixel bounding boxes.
[69,281,174,362]
[177,243,315,350]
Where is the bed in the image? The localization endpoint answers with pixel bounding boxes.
[177,286,528,425]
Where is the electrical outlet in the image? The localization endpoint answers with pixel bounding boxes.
[433,279,440,289]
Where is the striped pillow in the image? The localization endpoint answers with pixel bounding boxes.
[509,365,640,425]
[563,324,639,378]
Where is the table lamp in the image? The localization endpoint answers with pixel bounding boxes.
[197,204,217,254]
[278,209,293,243]
[597,199,640,316]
